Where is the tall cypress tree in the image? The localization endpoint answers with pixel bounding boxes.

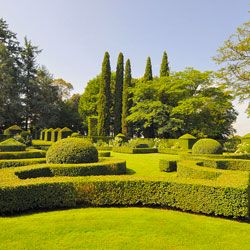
[97,52,111,136]
[122,59,131,136]
[160,51,170,77]
[144,56,153,81]
[114,53,124,135]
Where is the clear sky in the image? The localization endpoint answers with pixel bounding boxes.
[0,0,249,135]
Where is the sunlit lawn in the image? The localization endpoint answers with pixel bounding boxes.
[1,207,250,250]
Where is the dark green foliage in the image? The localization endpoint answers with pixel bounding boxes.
[135,144,149,148]
[114,53,124,135]
[0,158,45,168]
[15,159,126,178]
[112,146,158,154]
[203,159,250,171]
[3,125,22,135]
[177,161,222,180]
[0,150,46,159]
[122,59,132,136]
[159,160,177,172]
[44,128,53,141]
[98,52,111,136]
[144,57,153,81]
[0,138,26,152]
[88,117,98,136]
[192,139,223,154]
[98,151,111,157]
[57,127,72,140]
[46,138,98,164]
[51,128,61,142]
[160,51,170,77]
[0,182,76,214]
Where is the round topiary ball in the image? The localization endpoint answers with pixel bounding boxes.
[192,138,223,155]
[46,138,98,164]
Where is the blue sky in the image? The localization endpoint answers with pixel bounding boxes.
[0,0,249,135]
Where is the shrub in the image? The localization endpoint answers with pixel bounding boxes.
[235,142,250,154]
[46,138,98,164]
[192,139,223,155]
[57,127,73,140]
[16,159,126,178]
[223,138,241,152]
[203,159,250,171]
[3,125,22,136]
[0,150,46,159]
[88,117,98,136]
[98,151,111,157]
[71,132,81,137]
[112,146,158,154]
[0,158,46,168]
[44,128,54,141]
[159,160,177,172]
[178,134,196,139]
[51,128,61,142]
[0,138,26,152]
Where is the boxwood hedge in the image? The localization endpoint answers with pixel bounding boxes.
[0,159,249,218]
[0,150,46,159]
[113,146,158,154]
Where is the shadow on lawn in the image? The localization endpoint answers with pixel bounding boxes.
[126,168,136,175]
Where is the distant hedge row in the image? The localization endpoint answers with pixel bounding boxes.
[0,158,46,168]
[113,146,158,154]
[0,162,249,218]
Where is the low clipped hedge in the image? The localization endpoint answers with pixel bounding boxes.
[98,151,111,157]
[159,160,177,172]
[15,159,126,178]
[0,168,248,218]
[0,158,46,168]
[158,148,190,155]
[113,146,158,154]
[203,159,250,171]
[0,138,26,152]
[192,139,223,155]
[0,150,46,159]
[96,146,113,151]
[177,161,223,180]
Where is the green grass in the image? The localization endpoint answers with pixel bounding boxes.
[111,152,179,176]
[0,207,250,250]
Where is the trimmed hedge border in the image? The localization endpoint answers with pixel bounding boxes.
[0,158,46,168]
[15,158,126,178]
[0,170,248,218]
[113,146,158,154]
[203,159,250,171]
[98,151,111,157]
[0,150,46,159]
[159,160,177,172]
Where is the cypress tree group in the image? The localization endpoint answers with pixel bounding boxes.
[144,56,153,81]
[97,52,111,136]
[114,52,124,135]
[160,51,170,77]
[122,59,131,136]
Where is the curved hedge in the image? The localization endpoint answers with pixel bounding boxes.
[0,158,46,168]
[192,139,223,155]
[0,164,249,218]
[0,150,46,159]
[98,151,111,157]
[46,138,98,164]
[15,158,126,178]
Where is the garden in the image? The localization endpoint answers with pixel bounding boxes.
[0,3,250,249]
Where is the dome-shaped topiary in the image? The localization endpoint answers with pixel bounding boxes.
[0,138,26,152]
[192,138,223,155]
[179,133,196,139]
[46,138,98,164]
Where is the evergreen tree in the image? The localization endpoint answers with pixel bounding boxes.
[160,51,170,77]
[114,52,124,135]
[21,37,41,129]
[144,57,153,81]
[97,52,111,136]
[122,59,132,136]
[0,43,22,128]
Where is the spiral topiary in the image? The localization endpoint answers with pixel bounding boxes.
[192,138,223,155]
[46,138,98,164]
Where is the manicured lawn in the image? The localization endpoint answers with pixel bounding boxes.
[111,152,179,176]
[0,207,250,250]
